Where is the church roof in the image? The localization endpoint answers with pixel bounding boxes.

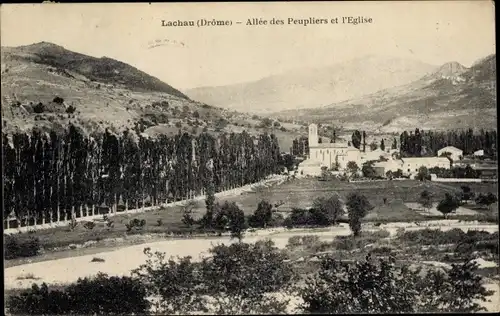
[310,142,349,148]
[298,159,322,167]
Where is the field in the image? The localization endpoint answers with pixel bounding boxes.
[5,177,498,269]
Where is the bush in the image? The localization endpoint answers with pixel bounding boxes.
[397,228,467,245]
[298,254,494,313]
[53,96,64,104]
[83,221,95,230]
[33,102,45,113]
[132,240,295,314]
[126,218,146,232]
[6,273,149,315]
[4,235,41,259]
[65,105,76,114]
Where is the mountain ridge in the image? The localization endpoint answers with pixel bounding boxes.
[1,42,189,99]
[269,55,496,132]
[185,55,438,113]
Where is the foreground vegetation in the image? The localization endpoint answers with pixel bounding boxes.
[6,225,498,314]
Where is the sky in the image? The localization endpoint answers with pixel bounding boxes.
[1,1,496,90]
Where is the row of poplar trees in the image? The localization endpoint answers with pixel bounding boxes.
[2,125,282,227]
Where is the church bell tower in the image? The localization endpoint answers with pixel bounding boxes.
[308,123,318,147]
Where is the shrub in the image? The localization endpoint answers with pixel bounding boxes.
[6,274,149,315]
[298,254,494,313]
[126,218,146,232]
[83,221,95,230]
[90,257,105,262]
[68,218,78,231]
[268,212,285,227]
[53,96,64,104]
[4,235,41,259]
[132,240,295,314]
[287,236,304,249]
[370,229,391,239]
[200,240,296,313]
[65,105,76,114]
[397,228,466,245]
[132,248,205,314]
[33,102,45,113]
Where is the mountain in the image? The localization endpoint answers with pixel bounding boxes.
[185,55,437,113]
[1,42,305,151]
[271,55,496,132]
[1,42,188,99]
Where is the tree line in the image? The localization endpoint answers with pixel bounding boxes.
[2,125,282,227]
[399,128,498,157]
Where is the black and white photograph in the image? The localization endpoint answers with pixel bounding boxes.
[2,1,498,314]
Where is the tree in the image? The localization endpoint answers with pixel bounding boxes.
[351,130,362,149]
[385,170,394,180]
[200,241,295,314]
[418,190,433,213]
[312,194,344,225]
[475,193,497,211]
[437,193,460,218]
[226,203,246,241]
[202,166,216,228]
[259,118,273,128]
[391,138,397,150]
[460,185,475,202]
[362,131,367,152]
[249,200,273,228]
[345,193,373,236]
[369,142,378,151]
[346,161,359,174]
[380,139,385,151]
[361,161,377,178]
[416,166,430,181]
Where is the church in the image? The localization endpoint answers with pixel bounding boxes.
[297,124,363,176]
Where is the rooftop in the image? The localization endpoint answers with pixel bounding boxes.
[401,157,451,163]
[438,146,463,152]
[310,142,349,148]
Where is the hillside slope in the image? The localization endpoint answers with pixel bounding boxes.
[1,42,189,99]
[271,55,496,132]
[1,42,305,151]
[185,55,437,113]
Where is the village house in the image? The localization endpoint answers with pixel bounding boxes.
[474,149,485,157]
[401,157,451,177]
[437,146,463,162]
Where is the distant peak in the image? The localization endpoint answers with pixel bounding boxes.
[26,41,64,49]
[431,61,468,77]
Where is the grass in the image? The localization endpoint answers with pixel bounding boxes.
[5,178,498,265]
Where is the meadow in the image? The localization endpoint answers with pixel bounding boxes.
[5,176,497,269]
